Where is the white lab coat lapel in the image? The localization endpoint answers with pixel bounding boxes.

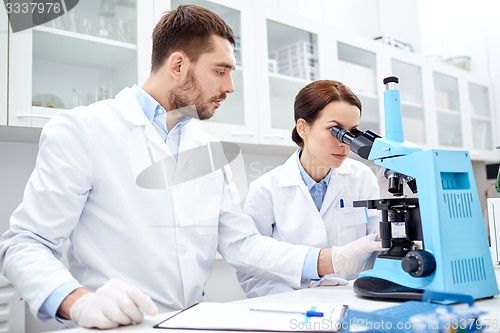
[115,88,174,186]
[278,154,315,208]
[319,168,342,215]
[278,154,328,246]
[172,121,222,305]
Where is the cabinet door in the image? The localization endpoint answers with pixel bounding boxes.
[254,9,323,147]
[430,68,463,148]
[334,34,381,135]
[162,0,259,144]
[0,5,7,126]
[466,80,495,158]
[8,0,153,128]
[389,56,426,146]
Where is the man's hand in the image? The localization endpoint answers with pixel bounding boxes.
[331,234,382,274]
[69,279,158,329]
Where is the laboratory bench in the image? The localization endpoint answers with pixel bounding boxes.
[48,268,500,332]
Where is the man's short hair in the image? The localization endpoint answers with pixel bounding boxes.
[151,4,235,72]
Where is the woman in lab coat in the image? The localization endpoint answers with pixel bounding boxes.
[237,80,381,298]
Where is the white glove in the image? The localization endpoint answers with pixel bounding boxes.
[70,279,158,329]
[309,275,349,288]
[331,234,382,274]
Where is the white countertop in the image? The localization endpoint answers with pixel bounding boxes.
[49,268,500,332]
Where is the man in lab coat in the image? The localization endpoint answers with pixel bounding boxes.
[0,4,381,329]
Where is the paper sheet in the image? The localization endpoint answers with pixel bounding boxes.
[154,302,347,332]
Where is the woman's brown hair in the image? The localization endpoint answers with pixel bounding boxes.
[291,80,362,147]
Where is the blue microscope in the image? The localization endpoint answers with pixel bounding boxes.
[331,76,499,301]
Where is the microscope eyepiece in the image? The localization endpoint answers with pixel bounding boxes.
[383,76,399,85]
[330,126,381,160]
[330,126,355,145]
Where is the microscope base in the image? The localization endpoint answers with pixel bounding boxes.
[353,276,424,301]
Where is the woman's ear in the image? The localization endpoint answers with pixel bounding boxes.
[296,118,308,139]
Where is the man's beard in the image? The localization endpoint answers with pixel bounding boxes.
[167,69,226,121]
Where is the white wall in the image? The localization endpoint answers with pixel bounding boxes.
[265,0,422,54]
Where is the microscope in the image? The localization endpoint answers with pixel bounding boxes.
[331,76,499,301]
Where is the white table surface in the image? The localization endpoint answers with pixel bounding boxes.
[50,268,500,332]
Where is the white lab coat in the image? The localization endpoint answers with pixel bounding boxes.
[0,87,311,321]
[237,153,380,297]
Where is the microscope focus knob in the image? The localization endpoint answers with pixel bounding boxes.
[401,250,436,277]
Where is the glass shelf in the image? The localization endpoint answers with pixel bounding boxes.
[358,95,379,134]
[337,43,377,96]
[471,118,493,151]
[391,59,425,144]
[437,112,462,147]
[337,42,379,133]
[433,72,460,111]
[433,72,462,147]
[469,82,492,150]
[267,20,318,131]
[31,0,138,111]
[33,26,136,69]
[468,83,490,118]
[269,75,306,130]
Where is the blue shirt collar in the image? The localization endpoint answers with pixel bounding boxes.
[131,85,155,119]
[296,148,332,189]
[130,85,191,135]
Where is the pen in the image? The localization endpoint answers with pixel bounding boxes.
[340,304,349,318]
[249,308,324,317]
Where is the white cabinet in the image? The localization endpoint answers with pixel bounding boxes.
[254,9,324,147]
[159,0,260,145]
[430,65,464,148]
[8,0,154,128]
[3,0,498,159]
[466,79,495,156]
[333,32,382,135]
[331,31,497,160]
[0,5,7,126]
[423,61,497,160]
[382,50,427,146]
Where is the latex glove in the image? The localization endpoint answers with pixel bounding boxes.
[331,234,382,274]
[70,279,158,329]
[309,275,349,288]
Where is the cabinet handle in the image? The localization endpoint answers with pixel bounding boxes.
[263,135,284,141]
[16,114,52,120]
[232,132,255,138]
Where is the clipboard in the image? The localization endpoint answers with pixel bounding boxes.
[154,302,347,332]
